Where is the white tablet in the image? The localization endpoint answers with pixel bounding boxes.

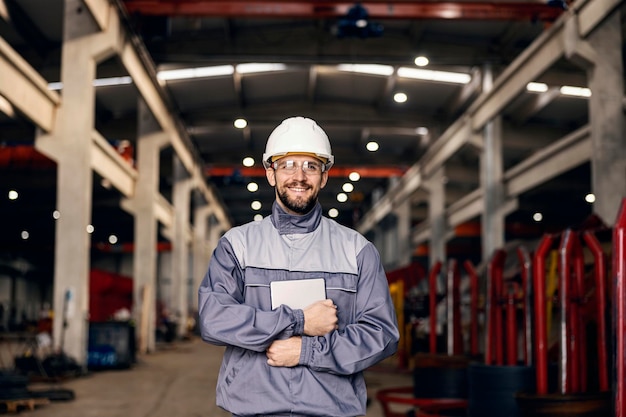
[270,278,326,310]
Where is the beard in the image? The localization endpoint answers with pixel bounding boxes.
[277,181,318,214]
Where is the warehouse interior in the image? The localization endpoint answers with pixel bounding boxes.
[1,0,626,416]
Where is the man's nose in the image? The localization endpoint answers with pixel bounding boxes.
[293,165,307,179]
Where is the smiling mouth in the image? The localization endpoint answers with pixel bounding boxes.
[288,186,308,192]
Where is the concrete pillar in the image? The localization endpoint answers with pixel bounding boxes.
[192,205,212,314]
[428,167,446,268]
[32,0,107,365]
[480,64,505,262]
[171,156,192,338]
[132,99,167,353]
[586,12,626,224]
[394,199,412,267]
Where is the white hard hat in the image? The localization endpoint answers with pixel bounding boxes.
[262,117,334,169]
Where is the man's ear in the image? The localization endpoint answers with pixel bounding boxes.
[320,172,328,189]
[266,168,276,187]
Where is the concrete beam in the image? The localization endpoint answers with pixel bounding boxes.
[91,130,138,197]
[0,37,60,131]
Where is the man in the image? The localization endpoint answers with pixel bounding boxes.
[198,116,399,417]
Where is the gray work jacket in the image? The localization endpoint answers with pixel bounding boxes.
[198,201,399,417]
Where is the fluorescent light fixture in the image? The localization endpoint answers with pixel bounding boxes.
[48,77,133,90]
[337,64,394,76]
[236,63,287,74]
[560,86,591,97]
[526,82,548,93]
[93,76,133,87]
[157,65,234,81]
[397,67,471,84]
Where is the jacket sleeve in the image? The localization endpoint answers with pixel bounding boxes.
[198,237,305,352]
[298,242,399,375]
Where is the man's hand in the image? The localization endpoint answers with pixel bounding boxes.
[303,299,338,336]
[266,336,302,367]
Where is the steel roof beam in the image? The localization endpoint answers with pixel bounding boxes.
[122,1,565,21]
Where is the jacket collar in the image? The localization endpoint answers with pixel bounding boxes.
[271,201,322,235]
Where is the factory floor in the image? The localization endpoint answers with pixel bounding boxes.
[16,337,413,417]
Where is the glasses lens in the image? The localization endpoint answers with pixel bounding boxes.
[302,161,322,174]
[273,160,323,175]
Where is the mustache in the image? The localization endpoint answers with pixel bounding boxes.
[285,181,310,188]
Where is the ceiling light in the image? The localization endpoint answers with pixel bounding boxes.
[560,86,591,97]
[52,210,61,220]
[414,56,429,67]
[8,190,18,200]
[234,118,248,129]
[415,127,429,135]
[254,214,264,222]
[527,82,548,93]
[86,225,95,233]
[337,193,348,203]
[157,65,234,81]
[21,231,29,240]
[397,67,471,84]
[251,201,262,210]
[236,63,287,74]
[328,208,339,218]
[366,141,379,152]
[336,64,394,76]
[247,182,259,192]
[243,157,255,167]
[533,212,543,222]
[394,92,408,103]
[585,193,596,203]
[342,183,354,193]
[108,235,118,244]
[349,172,361,182]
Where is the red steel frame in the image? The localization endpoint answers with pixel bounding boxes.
[583,231,609,392]
[464,260,479,357]
[428,261,442,354]
[532,234,554,395]
[446,259,463,355]
[485,249,506,365]
[614,198,626,417]
[517,246,532,365]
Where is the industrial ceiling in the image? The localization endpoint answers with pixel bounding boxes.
[0,0,621,276]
